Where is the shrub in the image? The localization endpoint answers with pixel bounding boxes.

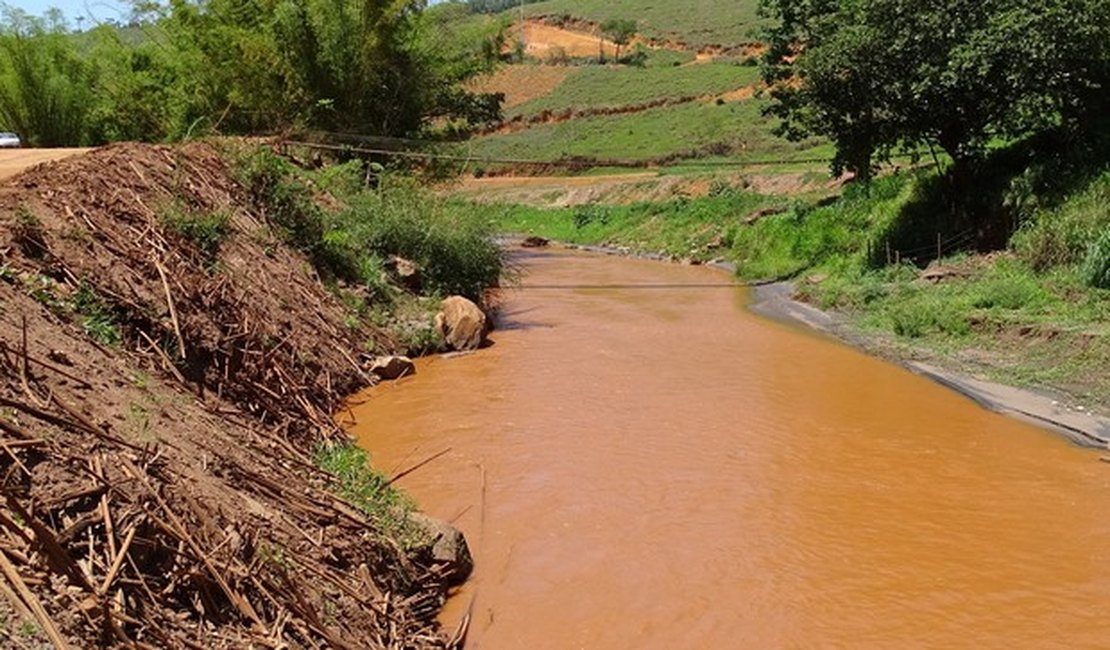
[333,186,502,302]
[1014,171,1110,271]
[886,295,970,338]
[1083,229,1110,289]
[237,149,502,303]
[573,205,609,229]
[161,206,232,265]
[236,149,327,252]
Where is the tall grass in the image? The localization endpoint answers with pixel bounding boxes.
[0,14,92,146]
[729,174,913,280]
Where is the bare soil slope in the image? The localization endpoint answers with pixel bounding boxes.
[0,143,452,648]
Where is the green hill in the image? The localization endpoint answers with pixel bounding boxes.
[473,99,830,165]
[523,0,765,48]
[459,0,816,175]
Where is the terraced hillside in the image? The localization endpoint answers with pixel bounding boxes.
[522,0,766,50]
[461,0,831,183]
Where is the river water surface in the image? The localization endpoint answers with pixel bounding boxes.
[349,248,1110,649]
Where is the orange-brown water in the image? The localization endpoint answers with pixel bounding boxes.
[349,249,1110,649]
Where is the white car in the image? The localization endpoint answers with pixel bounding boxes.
[0,133,22,148]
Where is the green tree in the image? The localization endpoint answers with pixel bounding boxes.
[600,18,636,63]
[760,0,1110,183]
[158,0,507,137]
[0,7,94,146]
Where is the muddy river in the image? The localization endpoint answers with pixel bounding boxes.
[349,248,1110,649]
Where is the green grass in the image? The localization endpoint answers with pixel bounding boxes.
[160,206,233,266]
[489,188,780,258]
[729,175,914,280]
[523,0,765,48]
[472,98,828,164]
[71,281,122,346]
[314,442,426,547]
[507,62,761,118]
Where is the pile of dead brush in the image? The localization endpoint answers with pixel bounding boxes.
[0,143,457,648]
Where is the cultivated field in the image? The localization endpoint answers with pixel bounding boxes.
[523,0,765,48]
[506,62,762,118]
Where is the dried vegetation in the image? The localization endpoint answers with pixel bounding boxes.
[0,143,459,648]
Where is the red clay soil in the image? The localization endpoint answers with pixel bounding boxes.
[532,15,766,58]
[468,65,573,109]
[0,143,454,648]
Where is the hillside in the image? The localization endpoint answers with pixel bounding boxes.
[458,0,824,187]
[522,0,766,50]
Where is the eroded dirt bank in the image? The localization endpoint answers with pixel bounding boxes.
[0,144,454,648]
[351,247,1110,649]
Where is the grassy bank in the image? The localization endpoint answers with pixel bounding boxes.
[487,144,1110,408]
[240,147,502,354]
[489,184,790,258]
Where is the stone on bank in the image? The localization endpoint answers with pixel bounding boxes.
[434,295,489,351]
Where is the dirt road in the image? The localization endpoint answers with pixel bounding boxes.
[0,148,89,181]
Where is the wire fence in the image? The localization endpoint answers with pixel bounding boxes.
[868,225,979,267]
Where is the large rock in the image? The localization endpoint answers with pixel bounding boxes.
[434,296,488,351]
[368,355,415,380]
[408,513,473,586]
[384,255,422,293]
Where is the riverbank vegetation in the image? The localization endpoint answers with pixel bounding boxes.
[492,131,1110,404]
[483,0,1110,406]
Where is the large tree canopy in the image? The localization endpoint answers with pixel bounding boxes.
[760,0,1110,181]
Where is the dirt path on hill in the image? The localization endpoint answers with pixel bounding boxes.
[518,21,617,59]
[0,148,88,180]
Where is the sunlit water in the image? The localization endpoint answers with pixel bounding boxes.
[348,248,1110,649]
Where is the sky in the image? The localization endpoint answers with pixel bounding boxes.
[3,0,131,22]
[3,0,453,23]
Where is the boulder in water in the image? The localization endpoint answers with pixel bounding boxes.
[409,512,473,585]
[434,296,488,351]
